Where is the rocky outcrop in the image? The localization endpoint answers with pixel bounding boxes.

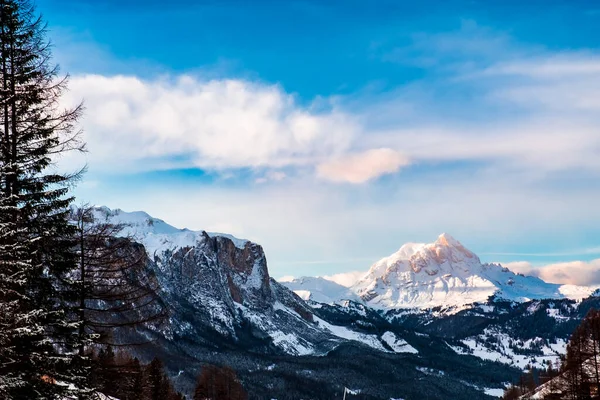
[140,223,336,355]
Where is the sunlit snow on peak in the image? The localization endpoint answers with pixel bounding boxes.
[88,206,249,255]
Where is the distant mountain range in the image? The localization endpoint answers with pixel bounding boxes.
[281,233,595,309]
[90,207,600,399]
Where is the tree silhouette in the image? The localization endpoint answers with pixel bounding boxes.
[0,0,86,397]
[194,364,248,400]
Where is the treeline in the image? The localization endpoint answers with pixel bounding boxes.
[90,347,184,400]
[0,0,172,398]
[503,309,600,400]
[89,346,247,400]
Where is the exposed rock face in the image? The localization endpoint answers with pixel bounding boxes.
[151,232,315,348]
[165,232,273,311]
[92,207,396,358]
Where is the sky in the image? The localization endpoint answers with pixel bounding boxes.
[36,0,600,283]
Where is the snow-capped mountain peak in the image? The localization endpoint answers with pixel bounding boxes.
[278,233,598,310]
[348,233,599,309]
[364,233,481,283]
[435,232,462,248]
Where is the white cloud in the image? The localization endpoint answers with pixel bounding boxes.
[255,170,287,184]
[62,74,358,173]
[473,53,600,112]
[505,259,600,286]
[316,148,410,183]
[61,54,600,182]
[483,54,600,78]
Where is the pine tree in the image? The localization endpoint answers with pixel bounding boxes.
[91,348,146,400]
[0,0,86,398]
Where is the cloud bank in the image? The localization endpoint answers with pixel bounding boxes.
[63,75,384,182]
[505,260,600,286]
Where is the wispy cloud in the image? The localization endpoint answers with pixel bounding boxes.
[62,74,358,172]
[483,54,600,78]
[505,260,600,286]
[316,148,410,183]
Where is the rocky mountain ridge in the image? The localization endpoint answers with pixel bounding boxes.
[93,207,418,357]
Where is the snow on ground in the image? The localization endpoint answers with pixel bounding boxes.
[484,387,504,398]
[546,307,570,321]
[322,271,367,287]
[381,331,418,354]
[269,330,314,356]
[451,328,565,369]
[91,207,249,256]
[293,290,311,301]
[314,316,387,352]
[281,276,362,304]
[416,366,445,376]
[94,395,119,400]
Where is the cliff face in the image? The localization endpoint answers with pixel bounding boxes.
[83,207,332,357]
[149,230,318,348]
[158,232,272,319]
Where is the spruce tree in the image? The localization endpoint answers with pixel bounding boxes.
[0,0,86,398]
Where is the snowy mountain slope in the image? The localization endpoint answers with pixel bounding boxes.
[322,271,368,287]
[387,296,600,378]
[281,234,596,311]
[89,207,418,358]
[85,207,595,399]
[345,233,595,309]
[91,206,248,255]
[279,276,362,304]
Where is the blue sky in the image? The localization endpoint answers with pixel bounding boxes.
[37,0,600,283]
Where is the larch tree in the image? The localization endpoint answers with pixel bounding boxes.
[70,204,167,353]
[0,0,87,398]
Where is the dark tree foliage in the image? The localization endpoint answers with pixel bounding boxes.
[70,205,167,353]
[0,0,86,398]
[512,309,600,400]
[561,309,600,400]
[91,350,184,400]
[194,364,248,400]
